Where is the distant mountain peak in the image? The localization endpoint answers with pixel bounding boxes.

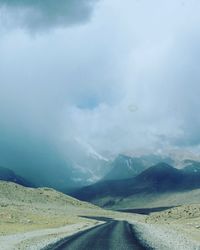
[150,162,175,170]
[75,137,109,161]
[72,160,200,208]
[0,166,34,187]
[182,160,200,174]
[102,154,147,181]
[137,162,179,180]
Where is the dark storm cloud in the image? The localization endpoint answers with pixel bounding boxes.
[0,0,98,30]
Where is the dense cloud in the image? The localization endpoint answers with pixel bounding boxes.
[0,0,98,30]
[1,0,200,186]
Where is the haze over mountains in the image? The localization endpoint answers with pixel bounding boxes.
[0,141,111,192]
[72,160,200,208]
[1,152,200,197]
[1,1,200,205]
[0,166,34,188]
[103,154,174,181]
[0,152,177,190]
[1,1,200,248]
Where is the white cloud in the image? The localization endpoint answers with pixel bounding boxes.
[1,0,200,179]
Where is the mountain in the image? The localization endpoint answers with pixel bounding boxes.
[0,166,35,187]
[133,163,184,192]
[62,138,112,188]
[72,154,199,189]
[0,181,100,237]
[135,154,174,167]
[1,140,112,193]
[181,160,200,189]
[182,160,200,174]
[102,154,147,181]
[70,156,111,186]
[72,162,200,208]
[102,154,174,181]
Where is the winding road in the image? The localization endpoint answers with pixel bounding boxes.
[46,219,149,250]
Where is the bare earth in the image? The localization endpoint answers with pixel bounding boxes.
[132,204,200,250]
[0,181,200,250]
[0,181,141,249]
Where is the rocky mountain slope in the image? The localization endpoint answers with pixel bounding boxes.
[72,162,200,208]
[102,155,147,181]
[103,154,174,181]
[0,180,99,236]
[0,180,142,249]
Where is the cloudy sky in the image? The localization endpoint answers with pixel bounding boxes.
[1,0,200,179]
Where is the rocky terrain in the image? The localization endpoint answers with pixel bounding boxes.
[0,180,200,250]
[133,204,200,249]
[0,181,99,236]
[0,181,141,249]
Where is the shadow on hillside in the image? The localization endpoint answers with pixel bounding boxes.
[117,206,176,215]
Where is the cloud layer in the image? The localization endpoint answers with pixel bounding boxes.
[0,0,98,30]
[1,0,200,186]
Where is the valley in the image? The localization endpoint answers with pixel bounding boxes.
[1,1,200,249]
[0,156,200,249]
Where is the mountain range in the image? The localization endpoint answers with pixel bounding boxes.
[2,150,200,209]
[102,155,147,181]
[102,154,174,181]
[0,166,34,187]
[71,161,200,208]
[1,152,171,191]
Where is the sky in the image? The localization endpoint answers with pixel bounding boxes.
[1,0,200,183]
